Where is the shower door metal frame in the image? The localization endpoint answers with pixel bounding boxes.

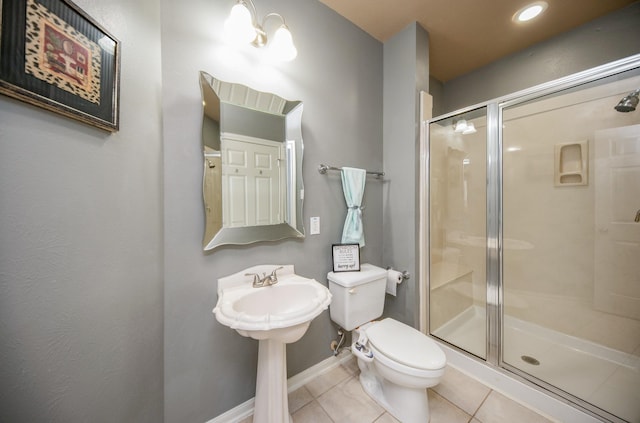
[420,53,640,423]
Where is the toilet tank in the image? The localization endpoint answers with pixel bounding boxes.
[327,263,387,331]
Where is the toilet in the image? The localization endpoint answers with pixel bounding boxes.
[328,263,446,423]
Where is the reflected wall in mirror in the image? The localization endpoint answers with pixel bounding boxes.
[200,72,305,250]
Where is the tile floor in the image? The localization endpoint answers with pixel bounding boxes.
[239,354,554,423]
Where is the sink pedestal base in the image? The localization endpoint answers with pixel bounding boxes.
[254,339,292,423]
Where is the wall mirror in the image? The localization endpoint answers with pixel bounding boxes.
[199,71,305,251]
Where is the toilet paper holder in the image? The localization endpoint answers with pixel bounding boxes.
[386,267,410,280]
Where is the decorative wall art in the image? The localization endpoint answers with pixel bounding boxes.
[0,0,120,131]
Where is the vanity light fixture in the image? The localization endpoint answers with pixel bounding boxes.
[513,1,548,23]
[454,119,468,133]
[453,119,476,135]
[462,122,477,134]
[224,0,298,61]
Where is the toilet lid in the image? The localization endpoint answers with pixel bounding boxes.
[366,318,446,371]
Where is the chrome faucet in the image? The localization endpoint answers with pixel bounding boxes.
[266,266,283,285]
[245,272,262,287]
[245,266,284,288]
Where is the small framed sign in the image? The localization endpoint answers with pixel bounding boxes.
[332,243,361,272]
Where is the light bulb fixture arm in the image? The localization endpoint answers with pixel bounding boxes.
[237,0,258,25]
[252,12,287,47]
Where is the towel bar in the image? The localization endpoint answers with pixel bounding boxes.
[318,163,384,178]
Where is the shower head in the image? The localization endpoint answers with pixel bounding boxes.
[614,89,640,112]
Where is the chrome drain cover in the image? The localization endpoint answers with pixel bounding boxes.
[521,355,540,365]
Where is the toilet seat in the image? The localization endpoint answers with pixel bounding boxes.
[366,318,446,373]
[368,343,445,379]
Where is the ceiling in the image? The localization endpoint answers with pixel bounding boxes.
[318,0,636,82]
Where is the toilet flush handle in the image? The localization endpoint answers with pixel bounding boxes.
[348,288,356,294]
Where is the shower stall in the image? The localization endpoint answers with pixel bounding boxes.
[424,55,640,423]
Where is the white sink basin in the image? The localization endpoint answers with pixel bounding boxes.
[214,266,331,342]
[213,265,332,423]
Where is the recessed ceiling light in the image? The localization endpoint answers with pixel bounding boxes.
[513,1,548,23]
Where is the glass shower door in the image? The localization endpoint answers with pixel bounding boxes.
[428,108,487,359]
[501,74,640,423]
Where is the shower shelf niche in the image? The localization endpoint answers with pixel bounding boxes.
[554,140,588,186]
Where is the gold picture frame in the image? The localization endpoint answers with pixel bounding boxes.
[0,0,120,131]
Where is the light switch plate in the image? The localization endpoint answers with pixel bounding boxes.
[310,216,320,235]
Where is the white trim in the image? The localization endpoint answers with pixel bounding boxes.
[205,351,353,423]
[418,92,431,334]
[220,131,282,147]
[287,350,353,393]
[206,397,255,423]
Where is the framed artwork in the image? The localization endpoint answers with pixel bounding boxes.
[332,243,361,272]
[0,0,120,131]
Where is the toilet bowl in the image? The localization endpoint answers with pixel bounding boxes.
[327,264,447,423]
[352,319,446,423]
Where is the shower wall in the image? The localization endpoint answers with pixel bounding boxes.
[502,78,640,339]
[503,103,596,300]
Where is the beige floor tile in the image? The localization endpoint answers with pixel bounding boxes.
[305,364,352,397]
[341,354,360,376]
[288,386,314,414]
[374,412,401,423]
[428,390,473,423]
[292,400,333,423]
[474,391,553,423]
[317,376,384,423]
[432,366,491,415]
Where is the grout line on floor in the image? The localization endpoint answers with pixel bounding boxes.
[469,387,492,421]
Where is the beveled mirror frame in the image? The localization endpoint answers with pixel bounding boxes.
[200,71,305,251]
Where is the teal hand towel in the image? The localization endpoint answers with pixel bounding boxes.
[341,167,366,247]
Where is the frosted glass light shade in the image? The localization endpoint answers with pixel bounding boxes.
[454,119,468,133]
[462,122,477,134]
[269,26,297,61]
[225,4,256,44]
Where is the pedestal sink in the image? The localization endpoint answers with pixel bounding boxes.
[214,265,332,423]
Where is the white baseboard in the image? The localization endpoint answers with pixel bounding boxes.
[206,351,353,423]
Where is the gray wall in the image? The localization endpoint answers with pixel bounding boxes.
[161,0,383,421]
[441,2,640,114]
[381,23,429,327]
[0,0,164,422]
[2,1,638,422]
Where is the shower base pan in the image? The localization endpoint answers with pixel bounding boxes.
[433,305,639,422]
